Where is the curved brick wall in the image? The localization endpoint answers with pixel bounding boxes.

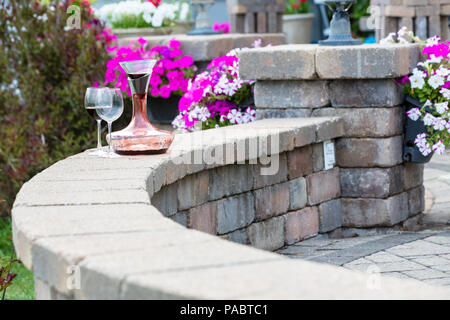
[11,118,450,299]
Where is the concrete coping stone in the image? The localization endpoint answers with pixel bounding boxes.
[12,118,450,299]
[117,33,286,62]
[238,43,421,80]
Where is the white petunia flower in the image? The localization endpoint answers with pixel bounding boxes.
[407,108,421,121]
[432,140,446,155]
[414,133,427,147]
[412,68,426,78]
[440,88,450,99]
[227,109,242,124]
[428,75,445,89]
[409,74,425,89]
[423,113,436,126]
[197,107,210,122]
[433,117,447,131]
[435,102,449,114]
[436,67,450,78]
[426,35,440,46]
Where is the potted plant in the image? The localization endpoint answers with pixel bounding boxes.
[104,37,196,124]
[171,40,267,132]
[282,0,314,44]
[96,0,192,39]
[401,35,450,162]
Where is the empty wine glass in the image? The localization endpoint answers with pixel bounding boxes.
[96,88,124,157]
[85,87,112,157]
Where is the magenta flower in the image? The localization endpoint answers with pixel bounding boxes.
[103,37,196,98]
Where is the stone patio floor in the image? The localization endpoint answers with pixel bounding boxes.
[278,151,450,287]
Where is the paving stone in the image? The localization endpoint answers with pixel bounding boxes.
[423,235,450,246]
[423,278,450,286]
[328,80,405,108]
[177,171,209,211]
[348,260,426,273]
[336,136,403,168]
[287,145,313,179]
[289,177,307,211]
[247,216,285,251]
[318,199,342,233]
[255,80,330,109]
[313,107,404,138]
[342,193,409,228]
[345,258,373,265]
[254,182,290,221]
[188,202,217,235]
[222,229,248,245]
[306,167,341,205]
[253,153,288,189]
[312,143,324,172]
[316,44,414,79]
[380,272,414,280]
[284,207,319,244]
[365,251,406,263]
[340,166,404,198]
[209,164,253,201]
[431,264,450,272]
[387,240,450,257]
[217,193,255,234]
[402,269,449,280]
[411,255,450,267]
[239,44,317,80]
[150,183,178,217]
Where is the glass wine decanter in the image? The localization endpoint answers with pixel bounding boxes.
[110,60,174,154]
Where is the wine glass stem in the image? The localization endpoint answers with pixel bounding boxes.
[96,119,102,150]
[107,122,112,154]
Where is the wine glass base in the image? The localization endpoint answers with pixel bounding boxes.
[87,148,109,157]
[99,151,122,159]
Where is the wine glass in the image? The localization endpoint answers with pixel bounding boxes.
[85,87,112,157]
[96,88,124,157]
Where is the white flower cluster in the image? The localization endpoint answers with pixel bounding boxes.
[226,107,256,125]
[96,1,190,28]
[380,26,416,44]
[409,62,449,90]
[408,100,450,156]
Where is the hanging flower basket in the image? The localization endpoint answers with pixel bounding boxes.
[403,96,434,163]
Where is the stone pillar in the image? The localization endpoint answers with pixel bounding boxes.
[371,0,450,41]
[239,43,425,233]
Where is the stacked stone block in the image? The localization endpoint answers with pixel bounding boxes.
[371,0,450,41]
[226,0,284,33]
[151,140,342,251]
[238,43,424,234]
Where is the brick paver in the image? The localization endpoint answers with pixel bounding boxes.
[279,152,450,286]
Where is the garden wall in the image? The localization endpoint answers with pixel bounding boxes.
[153,142,342,251]
[239,43,425,235]
[14,117,450,300]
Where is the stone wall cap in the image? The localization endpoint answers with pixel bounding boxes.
[117,33,286,62]
[11,119,450,299]
[239,43,421,80]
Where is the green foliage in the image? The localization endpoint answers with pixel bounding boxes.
[350,0,371,36]
[0,218,34,300]
[285,0,309,15]
[0,0,110,216]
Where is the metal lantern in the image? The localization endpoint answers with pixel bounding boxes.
[319,0,361,46]
[187,0,219,35]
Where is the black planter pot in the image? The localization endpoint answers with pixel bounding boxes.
[403,95,433,163]
[147,96,180,124]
